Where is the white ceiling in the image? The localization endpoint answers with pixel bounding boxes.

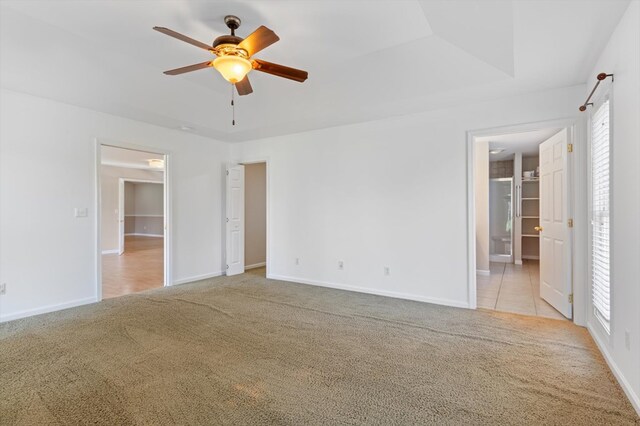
[479,128,563,161]
[101,145,165,171]
[0,0,630,142]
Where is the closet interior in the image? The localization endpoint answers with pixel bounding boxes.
[490,153,540,265]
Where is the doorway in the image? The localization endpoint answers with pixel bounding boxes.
[225,161,268,278]
[469,122,577,320]
[244,162,267,277]
[97,144,169,299]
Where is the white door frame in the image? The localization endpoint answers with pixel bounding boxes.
[118,178,164,253]
[95,138,172,301]
[466,118,588,325]
[234,158,271,276]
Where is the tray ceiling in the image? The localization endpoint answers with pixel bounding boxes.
[0,0,630,142]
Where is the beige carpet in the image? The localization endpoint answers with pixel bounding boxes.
[1,269,638,425]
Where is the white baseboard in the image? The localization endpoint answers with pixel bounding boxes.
[588,323,640,416]
[172,271,224,286]
[267,274,470,309]
[101,249,119,255]
[514,260,523,265]
[246,262,266,270]
[476,269,491,276]
[124,233,164,238]
[521,255,540,260]
[0,297,98,323]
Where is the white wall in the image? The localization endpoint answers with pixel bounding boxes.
[129,182,163,216]
[232,85,584,308]
[0,89,229,321]
[124,182,164,237]
[585,1,640,413]
[100,166,163,251]
[244,163,267,268]
[475,140,489,272]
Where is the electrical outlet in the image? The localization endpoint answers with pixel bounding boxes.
[338,261,344,270]
[0,283,6,295]
[295,258,300,265]
[625,330,631,350]
[384,267,390,276]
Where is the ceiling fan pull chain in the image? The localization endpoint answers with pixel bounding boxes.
[231,83,236,126]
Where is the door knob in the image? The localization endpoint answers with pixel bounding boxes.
[534,226,543,232]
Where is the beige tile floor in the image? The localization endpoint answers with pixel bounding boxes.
[477,260,567,320]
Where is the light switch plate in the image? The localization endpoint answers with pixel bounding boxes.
[74,208,88,218]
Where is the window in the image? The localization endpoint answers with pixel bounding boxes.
[591,98,611,332]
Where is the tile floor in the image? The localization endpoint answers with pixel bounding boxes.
[477,260,567,320]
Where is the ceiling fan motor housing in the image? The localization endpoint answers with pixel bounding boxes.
[212,35,243,49]
[213,16,246,56]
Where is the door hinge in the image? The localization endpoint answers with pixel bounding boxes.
[567,143,573,153]
[226,264,229,270]
[568,293,574,304]
[226,170,229,176]
[568,218,574,228]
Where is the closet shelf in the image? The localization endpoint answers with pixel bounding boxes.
[522,234,540,238]
[521,216,539,219]
[521,197,539,201]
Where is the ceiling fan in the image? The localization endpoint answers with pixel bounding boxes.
[153,15,308,96]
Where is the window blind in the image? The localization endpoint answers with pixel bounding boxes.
[591,98,610,329]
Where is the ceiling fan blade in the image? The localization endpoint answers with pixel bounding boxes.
[163,61,213,75]
[238,26,280,56]
[235,76,253,96]
[153,27,214,52]
[252,59,308,82]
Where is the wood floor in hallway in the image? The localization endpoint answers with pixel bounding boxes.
[477,260,567,320]
[102,235,164,299]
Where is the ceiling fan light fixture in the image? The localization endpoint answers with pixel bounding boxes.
[213,55,252,83]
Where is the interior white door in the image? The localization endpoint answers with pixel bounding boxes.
[118,178,125,255]
[539,129,572,318]
[226,165,245,276]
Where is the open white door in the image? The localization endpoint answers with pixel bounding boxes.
[226,165,245,276]
[539,129,572,318]
[118,178,125,255]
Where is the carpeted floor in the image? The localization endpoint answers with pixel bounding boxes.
[1,269,638,425]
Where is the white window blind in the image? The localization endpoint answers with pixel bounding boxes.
[591,98,611,330]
